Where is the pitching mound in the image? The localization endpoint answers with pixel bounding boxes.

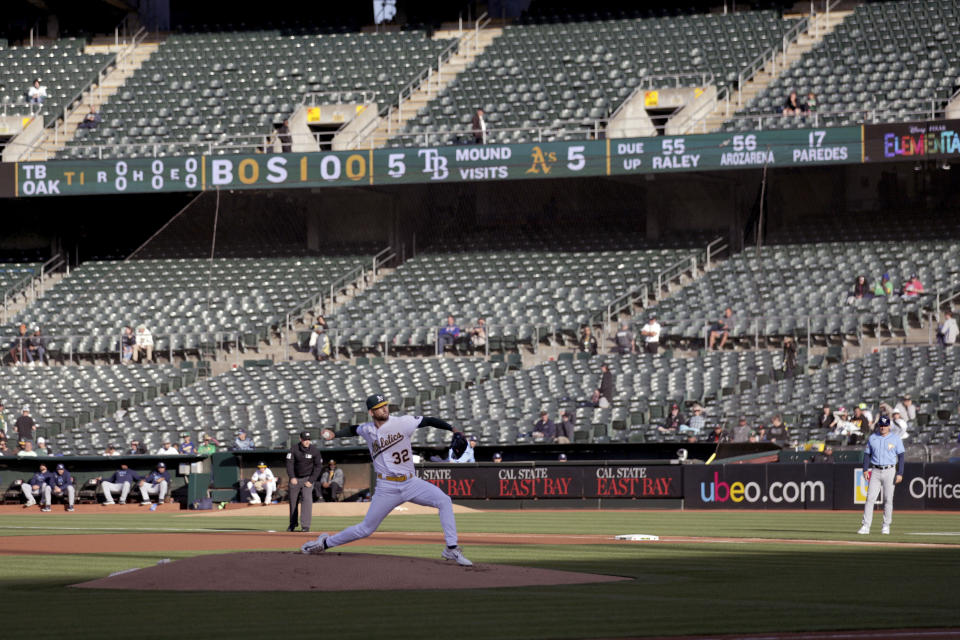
[72,551,629,591]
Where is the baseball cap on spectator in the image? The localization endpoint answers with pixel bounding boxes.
[671,404,679,410]
[738,416,747,424]
[467,435,477,443]
[492,452,502,461]
[558,453,568,461]
[36,437,44,444]
[858,403,867,410]
[56,463,64,470]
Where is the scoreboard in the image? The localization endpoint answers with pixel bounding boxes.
[0,123,908,198]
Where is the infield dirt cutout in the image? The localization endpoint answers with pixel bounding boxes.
[72,551,630,591]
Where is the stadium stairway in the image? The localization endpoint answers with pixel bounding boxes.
[697,8,851,133]
[363,23,502,149]
[24,39,160,161]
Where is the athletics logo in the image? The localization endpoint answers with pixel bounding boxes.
[526,146,557,174]
[418,149,449,180]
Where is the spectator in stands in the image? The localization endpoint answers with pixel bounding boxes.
[531,411,556,441]
[831,407,861,444]
[755,424,769,442]
[26,327,45,365]
[0,440,9,456]
[681,404,705,436]
[247,462,277,505]
[15,407,36,444]
[708,308,734,350]
[782,336,798,378]
[17,440,38,458]
[125,440,146,455]
[614,323,636,354]
[134,325,153,362]
[579,325,598,355]
[812,445,834,463]
[0,401,7,440]
[35,436,52,456]
[805,92,817,114]
[180,434,196,455]
[27,79,47,105]
[768,415,789,444]
[706,424,726,443]
[277,119,292,153]
[893,394,916,425]
[937,311,958,346]
[492,452,502,463]
[731,416,750,442]
[99,463,140,505]
[104,444,120,457]
[157,440,179,455]
[197,433,217,455]
[659,404,685,434]
[77,105,101,129]
[121,326,136,362]
[872,273,893,298]
[438,315,462,352]
[850,406,869,438]
[22,463,52,509]
[51,463,75,511]
[140,462,170,505]
[471,108,487,144]
[848,275,870,304]
[558,453,568,462]
[9,323,28,364]
[782,91,802,116]
[890,410,909,440]
[640,313,661,354]
[468,317,487,353]
[308,325,331,361]
[901,274,924,298]
[320,459,344,502]
[232,430,255,451]
[817,405,835,433]
[556,410,575,443]
[590,362,614,408]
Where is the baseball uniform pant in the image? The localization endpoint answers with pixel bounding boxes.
[247,481,275,504]
[102,481,131,504]
[326,477,457,549]
[288,479,313,530]
[140,481,168,503]
[22,485,51,506]
[52,486,75,507]
[861,467,896,530]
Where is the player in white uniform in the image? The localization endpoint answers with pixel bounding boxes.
[301,394,472,566]
[247,462,277,505]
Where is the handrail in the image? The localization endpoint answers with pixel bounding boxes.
[302,90,376,106]
[721,103,948,130]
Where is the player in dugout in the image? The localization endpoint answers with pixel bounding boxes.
[300,394,473,566]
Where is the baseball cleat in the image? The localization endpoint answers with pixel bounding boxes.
[857,526,870,535]
[66,507,74,512]
[301,533,329,555]
[441,546,473,566]
[881,526,890,535]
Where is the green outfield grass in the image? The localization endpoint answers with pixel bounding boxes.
[1,510,958,639]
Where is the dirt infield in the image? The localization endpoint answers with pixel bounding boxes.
[71,551,630,591]
[2,530,959,556]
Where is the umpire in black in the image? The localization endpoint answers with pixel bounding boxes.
[286,430,323,532]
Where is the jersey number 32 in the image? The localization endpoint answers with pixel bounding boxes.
[391,449,410,464]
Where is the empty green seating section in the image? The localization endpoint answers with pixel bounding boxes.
[654,240,960,343]
[394,11,796,146]
[8,256,368,357]
[0,263,41,294]
[0,364,185,451]
[58,30,454,159]
[329,233,712,349]
[0,39,111,125]
[707,346,960,445]
[85,358,495,454]
[724,0,960,131]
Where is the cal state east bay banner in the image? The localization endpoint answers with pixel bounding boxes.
[863,119,960,163]
[415,464,682,500]
[8,125,864,198]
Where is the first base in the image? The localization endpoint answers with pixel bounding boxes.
[614,534,660,541]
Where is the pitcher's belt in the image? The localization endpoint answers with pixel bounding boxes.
[377,473,410,482]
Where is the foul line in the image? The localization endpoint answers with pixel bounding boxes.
[0,525,260,534]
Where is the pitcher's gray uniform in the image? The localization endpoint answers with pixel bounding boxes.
[301,394,472,566]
